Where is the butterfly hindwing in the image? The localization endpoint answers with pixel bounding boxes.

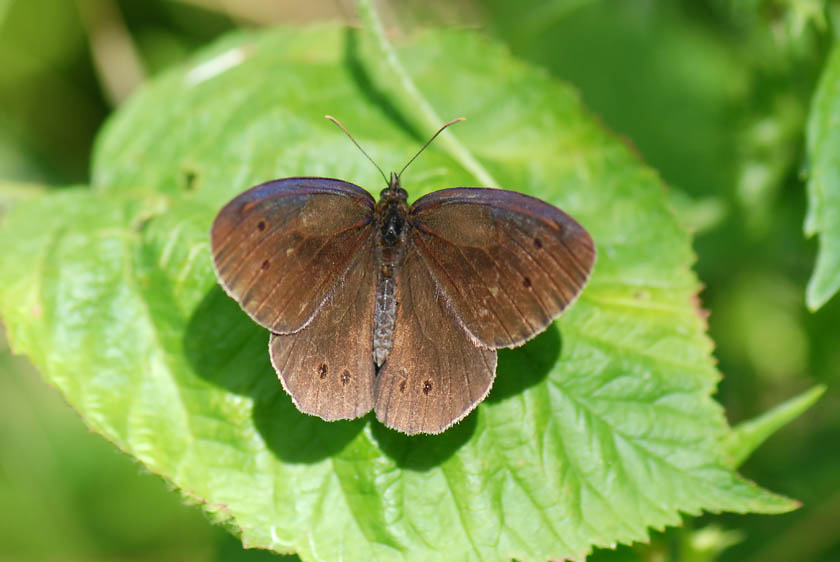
[374,242,497,434]
[269,239,377,421]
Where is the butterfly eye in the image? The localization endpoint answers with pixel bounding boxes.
[380,188,389,198]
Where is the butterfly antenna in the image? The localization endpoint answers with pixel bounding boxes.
[325,115,389,184]
[398,117,466,178]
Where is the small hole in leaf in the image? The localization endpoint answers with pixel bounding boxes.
[181,168,200,191]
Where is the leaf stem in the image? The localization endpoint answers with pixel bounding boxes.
[357,0,500,188]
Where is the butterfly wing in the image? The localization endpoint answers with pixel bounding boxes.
[211,177,375,334]
[269,239,377,421]
[374,244,497,435]
[409,187,595,349]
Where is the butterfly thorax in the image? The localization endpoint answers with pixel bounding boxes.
[372,173,409,367]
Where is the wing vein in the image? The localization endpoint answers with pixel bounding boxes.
[412,230,515,344]
[250,234,338,321]
[481,246,537,334]
[505,230,572,304]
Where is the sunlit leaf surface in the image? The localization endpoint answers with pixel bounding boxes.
[0,25,795,561]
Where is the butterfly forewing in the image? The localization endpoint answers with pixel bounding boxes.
[211,178,375,334]
[409,188,595,349]
[374,244,497,435]
[269,239,377,421]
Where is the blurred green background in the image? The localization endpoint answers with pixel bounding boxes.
[0,1,837,561]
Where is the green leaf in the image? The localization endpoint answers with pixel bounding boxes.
[722,385,826,469]
[0,24,797,561]
[715,0,829,42]
[805,44,840,310]
[0,179,49,216]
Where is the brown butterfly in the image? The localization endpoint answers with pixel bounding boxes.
[210,117,595,435]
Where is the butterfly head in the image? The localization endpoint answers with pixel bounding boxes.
[380,172,408,203]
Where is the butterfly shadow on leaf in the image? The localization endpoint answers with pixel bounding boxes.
[184,285,365,464]
[371,325,561,471]
[370,408,477,471]
[486,323,562,404]
[185,285,561,468]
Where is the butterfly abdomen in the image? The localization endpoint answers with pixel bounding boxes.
[372,183,409,367]
[373,264,397,367]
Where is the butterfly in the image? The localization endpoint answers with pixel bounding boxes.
[210,116,595,435]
